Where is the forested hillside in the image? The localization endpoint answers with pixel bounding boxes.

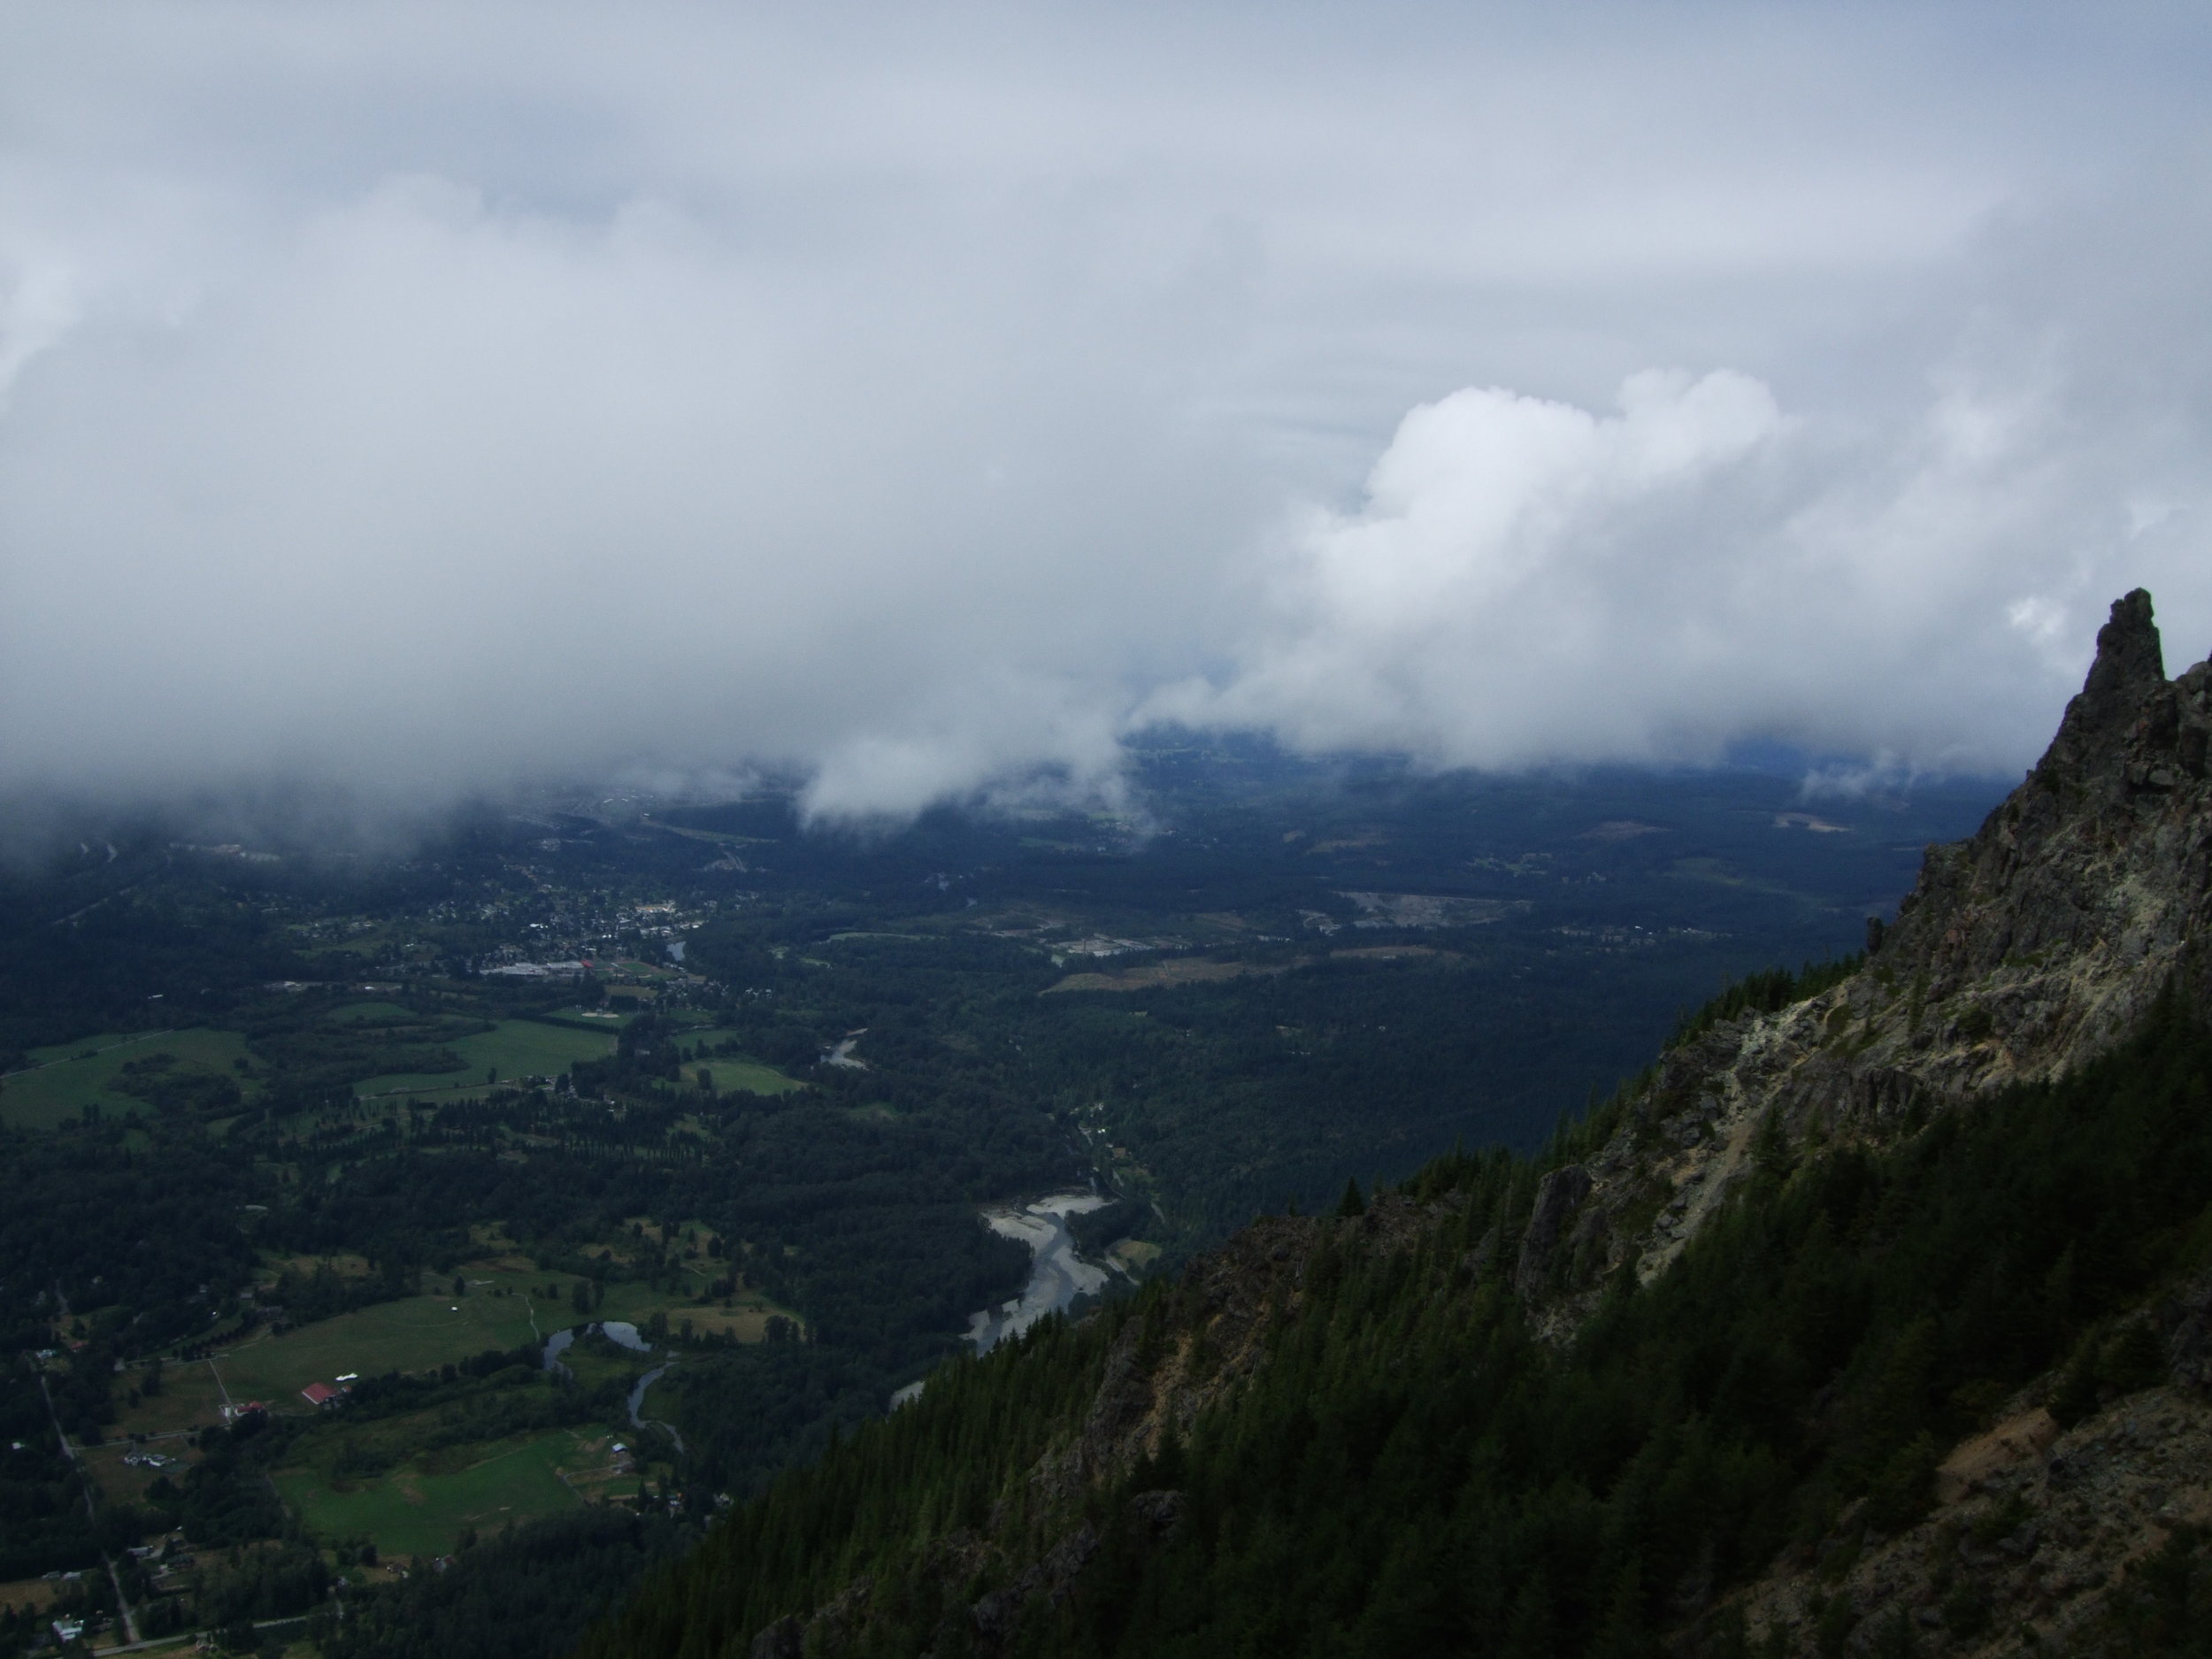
[582,995,2212,1658]
[579,594,2212,1657]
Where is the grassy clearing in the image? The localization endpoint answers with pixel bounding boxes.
[0,1578,65,1614]
[584,1274,791,1340]
[664,1303,780,1341]
[0,1027,255,1130]
[206,1233,795,1418]
[110,1360,230,1440]
[352,1020,617,1097]
[212,1291,547,1403]
[694,1059,803,1096]
[25,1031,146,1065]
[1044,957,1286,995]
[76,1440,196,1508]
[665,1031,805,1095]
[277,1432,584,1558]
[553,1429,645,1504]
[265,1251,376,1279]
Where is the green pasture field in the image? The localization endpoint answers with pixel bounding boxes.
[0,1027,255,1130]
[694,1059,804,1096]
[110,1358,231,1440]
[352,1020,617,1097]
[462,1238,796,1342]
[211,1291,549,1402]
[454,1239,799,1345]
[25,1030,147,1065]
[277,1432,584,1557]
[583,1275,790,1339]
[201,1230,794,1411]
[77,1439,196,1509]
[664,1031,804,1095]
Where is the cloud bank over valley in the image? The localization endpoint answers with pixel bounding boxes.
[3,2,2210,819]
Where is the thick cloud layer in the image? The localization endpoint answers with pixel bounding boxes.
[2,2,2209,818]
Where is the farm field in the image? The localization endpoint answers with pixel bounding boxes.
[110,1358,231,1439]
[75,1438,195,1507]
[662,1030,805,1095]
[583,1274,792,1341]
[351,1019,618,1098]
[276,1431,590,1558]
[1043,956,1272,995]
[0,1027,255,1129]
[201,1240,795,1419]
[211,1292,549,1403]
[0,1578,63,1615]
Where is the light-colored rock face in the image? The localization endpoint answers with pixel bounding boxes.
[1555,593,2212,1297]
[1738,1386,2212,1655]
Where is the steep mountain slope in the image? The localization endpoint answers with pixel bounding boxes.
[1539,587,2212,1310]
[580,591,2212,1659]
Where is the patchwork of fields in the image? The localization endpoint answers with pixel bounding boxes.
[350,1019,620,1097]
[81,1232,803,1559]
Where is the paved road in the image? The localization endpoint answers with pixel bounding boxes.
[38,1371,140,1645]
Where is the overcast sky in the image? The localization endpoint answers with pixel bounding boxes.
[3,2,2209,819]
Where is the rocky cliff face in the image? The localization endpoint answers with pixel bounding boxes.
[1531,590,2212,1310]
[1500,590,2212,1651]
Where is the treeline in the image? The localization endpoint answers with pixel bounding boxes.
[321,1508,693,1659]
[0,842,316,1064]
[0,1363,101,1581]
[580,991,2212,1659]
[0,1127,263,1359]
[1665,953,1863,1051]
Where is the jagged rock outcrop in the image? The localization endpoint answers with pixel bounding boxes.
[1515,1162,1593,1298]
[1531,592,2212,1309]
[1737,1385,2212,1654]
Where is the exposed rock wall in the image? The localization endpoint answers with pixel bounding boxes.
[1738,1386,2212,1655]
[1540,592,2212,1303]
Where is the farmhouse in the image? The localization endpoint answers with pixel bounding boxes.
[301,1381,341,1408]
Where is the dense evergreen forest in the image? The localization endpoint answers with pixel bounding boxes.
[581,990,2212,1659]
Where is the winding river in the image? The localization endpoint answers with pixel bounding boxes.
[963,1192,1114,1354]
[541,1322,687,1453]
